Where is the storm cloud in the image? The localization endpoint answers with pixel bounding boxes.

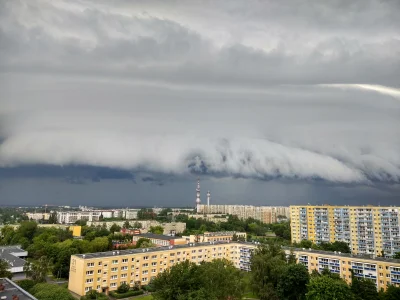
[0,0,399,202]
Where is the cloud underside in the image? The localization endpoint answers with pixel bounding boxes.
[0,0,399,185]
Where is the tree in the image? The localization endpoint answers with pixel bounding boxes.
[133,221,142,229]
[306,276,353,300]
[0,259,12,279]
[381,285,400,300]
[123,221,131,229]
[152,259,244,300]
[16,279,35,292]
[351,271,378,300]
[136,238,155,249]
[393,252,400,259]
[277,263,310,300]
[117,282,130,294]
[137,208,156,220]
[48,212,58,224]
[81,290,108,300]
[24,256,51,282]
[30,283,75,300]
[149,226,164,234]
[110,223,121,233]
[250,242,287,300]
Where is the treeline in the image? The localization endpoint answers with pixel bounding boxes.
[294,239,351,253]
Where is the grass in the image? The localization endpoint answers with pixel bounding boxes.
[131,295,153,300]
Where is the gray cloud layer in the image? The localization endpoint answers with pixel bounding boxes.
[0,0,399,187]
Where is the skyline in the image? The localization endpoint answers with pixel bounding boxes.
[0,0,399,206]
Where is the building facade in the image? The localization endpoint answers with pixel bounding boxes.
[68,241,256,296]
[87,221,186,235]
[184,231,247,243]
[288,247,400,292]
[290,205,400,257]
[132,233,187,247]
[0,246,28,275]
[198,205,290,224]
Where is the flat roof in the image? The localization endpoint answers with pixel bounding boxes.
[0,246,27,269]
[0,278,38,300]
[134,233,183,240]
[287,247,400,264]
[74,241,254,259]
[204,231,245,236]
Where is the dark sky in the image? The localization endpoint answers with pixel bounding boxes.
[0,1,399,207]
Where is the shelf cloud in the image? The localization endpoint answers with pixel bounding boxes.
[0,0,399,188]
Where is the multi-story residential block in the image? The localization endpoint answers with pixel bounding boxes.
[25,212,50,221]
[197,205,290,224]
[290,205,400,257]
[88,221,186,235]
[288,247,400,291]
[68,241,256,296]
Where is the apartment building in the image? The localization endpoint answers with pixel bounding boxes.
[88,221,186,235]
[0,246,28,275]
[198,205,290,224]
[26,212,50,221]
[68,241,256,296]
[288,247,400,291]
[290,205,400,257]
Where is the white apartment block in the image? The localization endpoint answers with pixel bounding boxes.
[198,205,290,224]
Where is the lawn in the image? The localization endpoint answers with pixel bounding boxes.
[131,295,153,300]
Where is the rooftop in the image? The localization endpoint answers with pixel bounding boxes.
[203,231,245,236]
[287,247,400,264]
[0,246,27,269]
[134,233,183,240]
[74,241,254,259]
[0,278,38,300]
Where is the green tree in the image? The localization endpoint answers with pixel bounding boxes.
[110,223,121,233]
[277,263,310,300]
[137,208,155,220]
[379,284,400,300]
[123,220,131,229]
[149,226,164,234]
[48,212,58,224]
[250,242,287,300]
[24,256,51,282]
[135,238,155,249]
[393,252,400,259]
[306,275,353,300]
[117,282,130,294]
[351,271,378,300]
[0,259,12,279]
[16,279,36,292]
[133,221,142,229]
[81,290,108,300]
[30,283,75,300]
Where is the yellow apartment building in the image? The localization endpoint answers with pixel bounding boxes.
[289,247,400,291]
[290,205,400,257]
[184,231,247,243]
[68,241,255,296]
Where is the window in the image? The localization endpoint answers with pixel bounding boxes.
[152,269,156,273]
[112,260,118,264]
[98,262,102,266]
[97,285,100,289]
[152,262,157,266]
[142,270,148,275]
[121,266,128,271]
[111,267,118,272]
[111,275,118,280]
[143,263,149,267]
[132,258,135,262]
[97,278,101,282]
[87,262,94,267]
[142,277,148,282]
[152,255,157,259]
[144,256,149,260]
[85,287,92,292]
[86,270,94,275]
[110,283,117,288]
[122,258,128,263]
[97,270,101,274]
[121,274,127,278]
[86,278,93,283]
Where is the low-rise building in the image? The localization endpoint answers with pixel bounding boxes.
[87,221,186,235]
[0,277,38,300]
[25,212,50,221]
[184,231,247,243]
[68,241,256,296]
[0,246,28,277]
[132,233,187,247]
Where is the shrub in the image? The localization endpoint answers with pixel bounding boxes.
[16,279,36,292]
[116,282,130,294]
[109,290,144,298]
